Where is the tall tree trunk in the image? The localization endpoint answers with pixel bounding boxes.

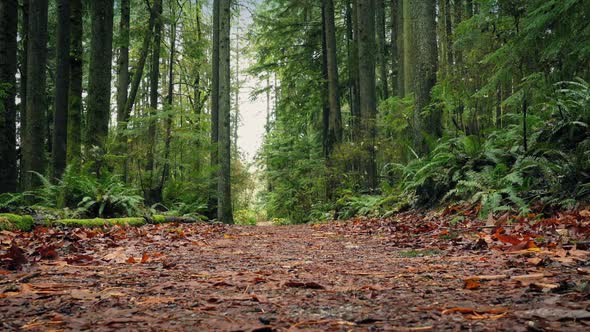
[443,0,453,76]
[453,0,463,73]
[116,0,130,126]
[217,0,233,224]
[51,0,71,180]
[86,0,114,158]
[124,2,157,125]
[145,0,162,202]
[159,3,178,200]
[324,0,342,154]
[357,0,378,191]
[375,0,388,100]
[403,0,439,155]
[67,0,83,170]
[321,3,330,159]
[209,0,221,216]
[22,0,48,190]
[233,24,239,154]
[348,0,361,142]
[18,0,29,189]
[390,0,400,97]
[0,0,18,193]
[396,0,405,97]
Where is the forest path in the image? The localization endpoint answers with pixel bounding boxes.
[1,220,589,331]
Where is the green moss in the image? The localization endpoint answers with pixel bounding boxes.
[398,249,445,258]
[0,214,35,232]
[54,217,146,228]
[152,215,166,224]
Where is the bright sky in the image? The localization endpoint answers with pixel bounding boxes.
[234,3,267,163]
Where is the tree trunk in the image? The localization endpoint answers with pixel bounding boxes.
[22,0,48,190]
[86,0,114,156]
[348,0,361,142]
[209,0,221,216]
[357,0,378,191]
[18,0,29,189]
[323,0,342,154]
[51,0,71,180]
[0,0,18,193]
[145,0,162,203]
[159,3,178,201]
[390,0,399,97]
[375,0,388,100]
[67,0,83,170]
[217,0,233,224]
[124,2,158,125]
[116,0,130,127]
[403,0,439,155]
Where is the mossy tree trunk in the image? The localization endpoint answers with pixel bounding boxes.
[22,0,48,190]
[403,0,439,156]
[51,0,71,180]
[357,0,378,191]
[217,0,233,224]
[0,0,18,193]
[86,0,114,161]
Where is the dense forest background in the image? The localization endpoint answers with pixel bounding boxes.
[0,0,589,224]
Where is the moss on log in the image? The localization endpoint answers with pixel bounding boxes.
[0,214,35,232]
[53,217,146,228]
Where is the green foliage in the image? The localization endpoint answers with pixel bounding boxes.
[30,168,144,218]
[0,214,35,232]
[234,209,258,225]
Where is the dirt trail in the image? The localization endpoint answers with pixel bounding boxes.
[1,220,589,331]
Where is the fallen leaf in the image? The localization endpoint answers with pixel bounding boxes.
[464,278,481,290]
[1,243,28,270]
[141,252,149,263]
[126,257,137,264]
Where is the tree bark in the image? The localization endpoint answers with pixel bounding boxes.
[348,0,361,141]
[86,0,114,155]
[217,0,233,224]
[51,0,71,180]
[124,2,157,125]
[0,0,18,193]
[159,3,178,201]
[18,0,29,189]
[209,0,221,215]
[145,0,162,202]
[323,0,342,155]
[357,0,378,191]
[116,0,130,126]
[375,0,388,100]
[67,0,83,170]
[22,0,48,190]
[403,0,439,155]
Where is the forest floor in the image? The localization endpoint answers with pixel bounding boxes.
[1,209,590,331]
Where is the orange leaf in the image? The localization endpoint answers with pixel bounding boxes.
[126,257,137,264]
[464,278,480,290]
[141,252,149,263]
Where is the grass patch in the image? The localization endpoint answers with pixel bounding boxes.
[0,214,35,232]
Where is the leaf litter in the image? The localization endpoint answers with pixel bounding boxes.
[0,207,589,331]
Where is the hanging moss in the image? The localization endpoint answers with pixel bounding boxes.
[53,217,146,228]
[0,214,35,232]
